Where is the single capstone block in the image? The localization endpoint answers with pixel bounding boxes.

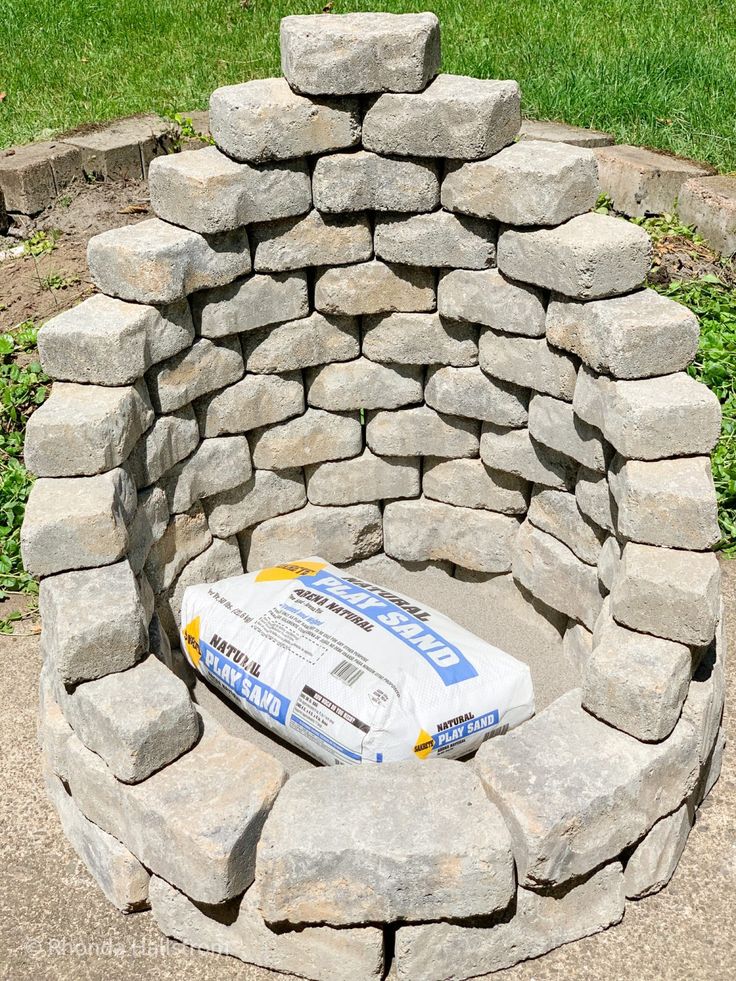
[498,213,651,299]
[307,358,423,411]
[546,289,700,379]
[438,268,547,337]
[425,365,528,426]
[362,311,475,366]
[610,542,720,648]
[306,449,420,507]
[250,408,362,470]
[384,498,519,573]
[149,147,311,233]
[313,151,439,213]
[206,469,306,538]
[374,211,496,269]
[367,405,479,458]
[21,468,136,578]
[192,271,309,339]
[88,218,251,304]
[315,261,436,317]
[479,330,578,401]
[256,760,514,926]
[25,380,153,477]
[246,503,382,570]
[253,209,372,272]
[594,144,713,218]
[197,372,305,437]
[39,560,148,686]
[423,457,528,515]
[363,74,520,160]
[442,140,599,226]
[210,77,360,163]
[242,312,359,374]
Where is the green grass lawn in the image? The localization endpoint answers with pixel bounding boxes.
[2,0,736,169]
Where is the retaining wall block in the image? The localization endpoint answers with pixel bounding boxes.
[313,150,439,213]
[362,311,475,366]
[438,267,547,337]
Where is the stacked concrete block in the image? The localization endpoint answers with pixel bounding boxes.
[25,11,724,980]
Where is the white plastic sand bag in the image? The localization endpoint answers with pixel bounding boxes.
[180,557,534,765]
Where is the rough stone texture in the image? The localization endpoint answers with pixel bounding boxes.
[475,689,699,887]
[315,261,436,317]
[528,488,605,566]
[242,312,359,373]
[682,614,726,768]
[479,331,578,401]
[149,147,311,233]
[56,655,199,783]
[594,145,713,217]
[197,372,305,437]
[192,271,309,338]
[127,486,169,575]
[39,668,74,781]
[128,407,200,488]
[60,710,287,904]
[584,598,693,742]
[63,115,176,180]
[39,560,148,686]
[374,211,496,269]
[307,449,420,506]
[88,219,251,305]
[425,365,528,425]
[513,521,604,629]
[438,268,547,337]
[610,542,721,648]
[679,175,736,257]
[21,468,135,578]
[164,435,252,514]
[209,77,360,163]
[306,358,423,411]
[256,760,514,926]
[280,12,440,96]
[384,499,519,573]
[206,469,306,537]
[573,366,722,461]
[45,772,150,913]
[442,140,599,226]
[597,535,622,592]
[609,454,720,551]
[497,213,652,299]
[150,876,384,981]
[367,405,479,458]
[362,311,476,366]
[253,210,372,272]
[313,150,439,213]
[146,337,244,414]
[363,74,521,160]
[697,725,725,806]
[0,140,81,213]
[528,394,608,471]
[246,503,382,570]
[546,289,700,379]
[144,503,212,593]
[394,862,625,981]
[423,457,528,514]
[38,294,194,386]
[576,465,616,533]
[562,621,594,680]
[624,804,692,900]
[518,118,615,148]
[25,380,153,478]
[480,424,575,490]
[250,409,362,469]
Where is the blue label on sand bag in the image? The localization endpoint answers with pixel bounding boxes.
[298,574,479,687]
[200,641,290,724]
[431,709,500,749]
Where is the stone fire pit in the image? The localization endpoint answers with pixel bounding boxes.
[24,12,725,981]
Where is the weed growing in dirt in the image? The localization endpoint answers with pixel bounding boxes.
[39,271,80,291]
[22,229,59,259]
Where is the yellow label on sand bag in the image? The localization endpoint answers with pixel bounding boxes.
[413,729,434,760]
[182,616,202,668]
[255,560,327,583]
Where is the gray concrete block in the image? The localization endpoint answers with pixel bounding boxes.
[423,457,528,514]
[280,12,440,95]
[546,289,700,379]
[480,424,575,490]
[518,118,614,148]
[362,311,476,366]
[128,406,200,488]
[363,74,520,159]
[65,114,176,180]
[242,312,359,374]
[250,408,362,469]
[146,337,243,413]
[313,150,439,213]
[384,498,520,573]
[442,140,599,226]
[374,210,496,269]
[253,210,372,272]
[498,213,652,299]
[144,503,212,593]
[625,804,692,900]
[246,503,382,570]
[367,405,479,458]
[528,487,605,566]
[196,372,305,436]
[425,365,528,425]
[88,218,251,304]
[307,358,423,411]
[306,449,420,506]
[562,620,594,680]
[479,331,578,401]
[206,469,306,537]
[209,77,360,163]
[256,760,514,926]
[594,144,713,218]
[127,485,169,575]
[528,393,608,472]
[192,271,309,339]
[149,147,311,233]
[576,465,616,533]
[679,175,736,257]
[164,435,252,514]
[315,261,436,316]
[0,140,81,214]
[438,268,547,337]
[597,534,622,592]
[475,689,699,887]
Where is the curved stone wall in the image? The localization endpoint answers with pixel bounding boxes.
[24,12,725,980]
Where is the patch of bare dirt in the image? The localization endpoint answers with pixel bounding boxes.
[649,234,736,289]
[0,179,151,332]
